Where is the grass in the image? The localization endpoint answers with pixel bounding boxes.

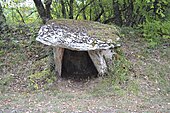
[0,25,170,112]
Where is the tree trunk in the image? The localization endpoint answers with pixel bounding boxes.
[60,0,66,18]
[82,0,87,20]
[124,0,134,26]
[33,0,47,23]
[90,4,92,20]
[44,0,52,20]
[0,3,8,33]
[33,0,53,72]
[33,0,52,23]
[69,0,74,19]
[94,0,104,21]
[113,0,122,26]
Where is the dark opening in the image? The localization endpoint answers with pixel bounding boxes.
[61,49,98,80]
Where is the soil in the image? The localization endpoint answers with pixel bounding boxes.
[0,28,170,113]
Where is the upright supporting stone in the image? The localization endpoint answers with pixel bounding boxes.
[88,50,107,75]
[53,47,64,77]
[36,19,121,78]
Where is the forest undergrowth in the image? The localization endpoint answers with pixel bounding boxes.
[0,25,169,112]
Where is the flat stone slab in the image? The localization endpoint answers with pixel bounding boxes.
[36,19,121,76]
[37,19,120,51]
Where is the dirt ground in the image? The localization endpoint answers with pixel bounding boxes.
[0,28,170,112]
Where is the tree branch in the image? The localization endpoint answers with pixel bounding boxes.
[26,10,36,18]
[103,16,114,24]
[33,0,46,23]
[94,0,104,21]
[69,0,74,19]
[75,0,95,20]
[60,0,66,18]
[15,8,25,23]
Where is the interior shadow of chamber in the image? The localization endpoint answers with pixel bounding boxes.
[61,49,98,81]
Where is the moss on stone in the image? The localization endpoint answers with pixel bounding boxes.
[47,19,120,42]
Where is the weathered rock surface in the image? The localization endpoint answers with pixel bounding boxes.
[36,19,121,78]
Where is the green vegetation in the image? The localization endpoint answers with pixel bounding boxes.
[1,0,170,45]
[0,0,169,90]
[48,19,120,41]
[0,0,169,112]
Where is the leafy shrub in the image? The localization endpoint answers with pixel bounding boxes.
[142,20,170,47]
[108,48,131,86]
[106,48,140,94]
[29,69,56,90]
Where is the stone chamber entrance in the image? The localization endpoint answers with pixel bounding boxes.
[36,19,121,80]
[61,49,98,80]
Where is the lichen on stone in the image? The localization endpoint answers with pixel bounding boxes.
[47,19,120,42]
[37,19,121,51]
